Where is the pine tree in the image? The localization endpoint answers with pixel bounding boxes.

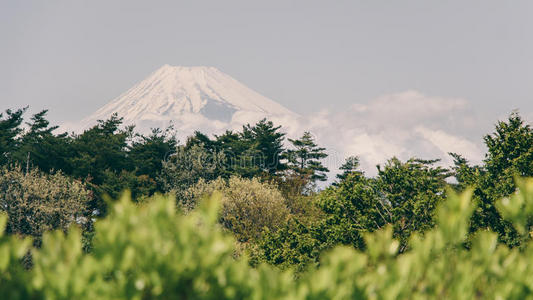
[241,118,287,176]
[335,156,363,183]
[14,110,72,173]
[128,127,178,180]
[0,107,26,166]
[285,132,329,183]
[213,130,253,178]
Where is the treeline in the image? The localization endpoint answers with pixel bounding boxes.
[0,108,329,209]
[1,107,533,298]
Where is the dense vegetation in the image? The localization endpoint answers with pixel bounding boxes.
[1,107,533,298]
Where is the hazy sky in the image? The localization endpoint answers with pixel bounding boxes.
[2,1,532,120]
[2,1,533,171]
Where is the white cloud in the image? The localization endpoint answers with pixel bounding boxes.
[280,90,485,177]
[414,127,483,164]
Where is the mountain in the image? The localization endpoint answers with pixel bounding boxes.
[65,65,297,135]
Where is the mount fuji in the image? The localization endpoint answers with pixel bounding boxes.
[64,65,298,136]
[59,65,485,177]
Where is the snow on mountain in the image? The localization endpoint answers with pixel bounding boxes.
[65,65,298,136]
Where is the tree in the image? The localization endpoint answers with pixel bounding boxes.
[240,118,287,176]
[335,156,363,183]
[186,131,217,150]
[452,112,533,246]
[253,173,375,271]
[186,119,288,180]
[284,132,329,192]
[158,143,225,202]
[187,130,260,178]
[12,110,73,173]
[255,157,451,269]
[448,152,481,191]
[68,114,133,185]
[64,114,134,213]
[211,130,251,178]
[0,107,26,166]
[375,158,450,248]
[484,112,533,181]
[128,127,178,181]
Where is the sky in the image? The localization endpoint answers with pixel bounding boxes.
[2,0,533,173]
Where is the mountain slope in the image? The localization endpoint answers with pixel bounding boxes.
[68,65,297,134]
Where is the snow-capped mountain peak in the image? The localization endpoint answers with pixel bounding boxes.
[67,65,297,134]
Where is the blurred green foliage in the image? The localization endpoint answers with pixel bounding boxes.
[1,180,533,298]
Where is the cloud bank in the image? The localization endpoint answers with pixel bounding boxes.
[280,90,485,176]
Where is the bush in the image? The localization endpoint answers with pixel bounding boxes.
[29,193,291,299]
[0,165,91,244]
[2,180,533,298]
[0,214,32,299]
[184,176,290,242]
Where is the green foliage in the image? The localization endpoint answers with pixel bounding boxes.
[184,177,291,242]
[0,107,26,166]
[27,194,244,299]
[0,214,33,299]
[497,178,533,239]
[0,165,91,245]
[4,106,533,298]
[250,218,328,271]
[295,189,479,299]
[68,114,133,186]
[240,118,287,176]
[69,115,177,210]
[0,108,179,213]
[11,110,71,174]
[452,112,533,246]
[255,157,450,269]
[3,181,533,298]
[484,112,533,180]
[334,155,363,183]
[186,119,288,180]
[29,193,294,299]
[285,132,329,184]
[128,127,178,183]
[97,169,158,203]
[158,143,225,202]
[375,158,450,247]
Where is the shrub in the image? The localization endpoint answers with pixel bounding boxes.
[0,214,33,299]
[0,165,91,244]
[185,176,290,242]
[30,193,291,299]
[2,180,533,298]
